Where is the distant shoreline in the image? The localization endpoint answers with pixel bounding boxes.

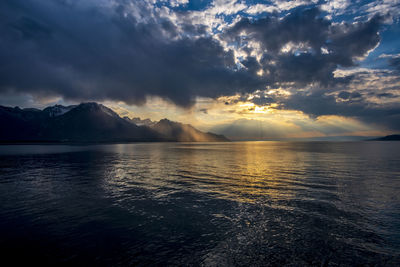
[1,139,400,145]
[368,134,400,141]
[0,140,230,145]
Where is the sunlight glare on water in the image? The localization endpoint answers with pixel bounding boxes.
[0,142,399,265]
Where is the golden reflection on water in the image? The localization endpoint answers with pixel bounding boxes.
[2,140,399,266]
[208,141,301,203]
[102,142,313,204]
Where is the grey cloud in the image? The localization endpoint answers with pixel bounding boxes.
[0,3,383,108]
[222,7,400,130]
[337,91,351,100]
[375,92,397,98]
[226,7,383,86]
[228,8,329,53]
[0,0,263,107]
[326,14,383,67]
[251,95,275,106]
[0,1,398,131]
[282,91,400,130]
[337,91,362,100]
[240,56,262,75]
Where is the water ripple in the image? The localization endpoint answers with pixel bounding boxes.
[0,141,399,265]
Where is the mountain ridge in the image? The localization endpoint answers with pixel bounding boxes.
[369,134,400,141]
[0,102,229,143]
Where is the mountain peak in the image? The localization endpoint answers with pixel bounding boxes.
[124,116,155,127]
[74,102,119,118]
[43,104,76,117]
[0,102,229,142]
[152,117,227,142]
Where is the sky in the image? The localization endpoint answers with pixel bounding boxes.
[0,0,399,140]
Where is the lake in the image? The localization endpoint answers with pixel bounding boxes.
[0,142,399,266]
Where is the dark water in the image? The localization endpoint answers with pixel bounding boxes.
[0,142,399,266]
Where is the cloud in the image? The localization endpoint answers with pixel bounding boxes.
[245,0,315,15]
[217,7,400,131]
[225,7,383,86]
[0,2,385,105]
[320,0,350,16]
[337,91,362,100]
[0,1,398,132]
[0,0,263,107]
[279,90,400,131]
[361,0,400,20]
[209,115,382,140]
[238,66,400,131]
[168,0,189,8]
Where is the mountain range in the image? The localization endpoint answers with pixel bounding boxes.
[369,135,400,141]
[0,102,228,143]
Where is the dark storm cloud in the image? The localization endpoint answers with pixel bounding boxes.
[337,91,362,100]
[282,91,400,130]
[251,95,275,106]
[0,0,263,107]
[222,7,400,131]
[375,92,397,98]
[226,7,383,86]
[228,8,329,54]
[1,1,397,131]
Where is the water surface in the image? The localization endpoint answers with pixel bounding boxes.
[0,142,399,266]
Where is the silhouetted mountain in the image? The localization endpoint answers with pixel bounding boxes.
[43,104,77,117]
[369,134,400,141]
[0,106,47,141]
[151,119,229,142]
[44,103,161,142]
[0,103,228,142]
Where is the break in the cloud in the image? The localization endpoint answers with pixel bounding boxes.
[0,0,399,137]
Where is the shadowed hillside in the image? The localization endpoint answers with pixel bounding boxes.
[0,103,228,143]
